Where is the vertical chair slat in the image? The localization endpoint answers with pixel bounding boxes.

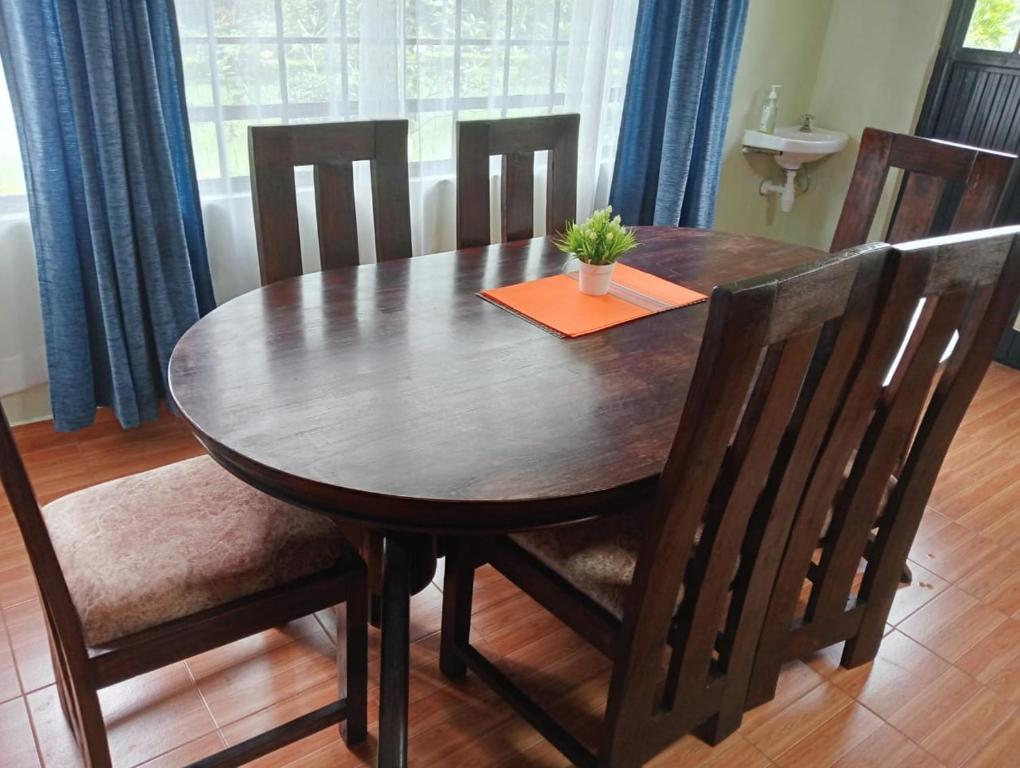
[314,161,359,270]
[501,151,535,242]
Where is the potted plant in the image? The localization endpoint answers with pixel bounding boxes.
[554,206,639,296]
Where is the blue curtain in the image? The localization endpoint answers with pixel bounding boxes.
[610,0,749,228]
[0,1,215,431]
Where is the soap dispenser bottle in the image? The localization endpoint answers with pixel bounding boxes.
[758,85,781,134]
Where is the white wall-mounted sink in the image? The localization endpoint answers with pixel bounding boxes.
[743,126,849,170]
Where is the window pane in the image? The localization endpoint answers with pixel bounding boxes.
[346,0,361,34]
[406,45,455,99]
[189,123,222,180]
[507,44,552,96]
[554,45,567,93]
[348,43,360,100]
[223,119,281,176]
[461,0,506,40]
[212,0,277,36]
[460,44,503,97]
[557,0,573,40]
[964,0,1020,52]
[181,43,215,107]
[176,0,210,37]
[282,0,343,36]
[286,43,343,103]
[405,0,456,40]
[512,0,553,40]
[217,44,282,105]
[408,112,453,162]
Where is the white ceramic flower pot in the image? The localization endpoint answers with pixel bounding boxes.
[577,262,616,296]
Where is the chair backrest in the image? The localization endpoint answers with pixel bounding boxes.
[248,120,413,286]
[757,226,1020,675]
[831,127,1015,251]
[601,242,895,756]
[0,407,90,667]
[455,114,579,249]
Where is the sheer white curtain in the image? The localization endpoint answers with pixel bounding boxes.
[174,0,638,304]
[0,61,46,398]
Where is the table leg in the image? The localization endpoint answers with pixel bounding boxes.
[378,534,410,768]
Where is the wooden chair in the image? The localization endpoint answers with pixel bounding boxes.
[455,113,579,248]
[249,120,413,286]
[748,226,1020,709]
[249,119,423,610]
[440,242,898,767]
[0,405,368,768]
[831,127,1014,251]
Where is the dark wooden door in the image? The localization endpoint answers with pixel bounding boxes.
[918,0,1020,366]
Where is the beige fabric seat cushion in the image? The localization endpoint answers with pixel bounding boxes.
[510,513,696,621]
[43,456,354,647]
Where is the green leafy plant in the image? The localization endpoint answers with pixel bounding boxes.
[554,206,639,265]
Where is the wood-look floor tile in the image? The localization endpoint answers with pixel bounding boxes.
[826,723,926,768]
[0,618,20,704]
[918,686,1015,768]
[650,733,773,768]
[78,425,202,485]
[908,522,1000,583]
[219,679,350,768]
[744,682,855,760]
[887,560,949,625]
[964,714,1020,768]
[773,702,883,767]
[955,545,1020,616]
[11,419,77,455]
[887,667,982,744]
[98,663,219,767]
[828,631,950,720]
[25,685,83,768]
[4,598,55,692]
[0,563,36,609]
[929,455,1020,521]
[897,587,1006,662]
[191,618,338,727]
[135,733,230,767]
[741,660,827,733]
[20,444,93,505]
[0,697,41,768]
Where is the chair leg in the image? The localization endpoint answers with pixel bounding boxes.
[339,574,369,746]
[71,683,113,768]
[48,633,75,730]
[701,697,744,745]
[440,542,475,680]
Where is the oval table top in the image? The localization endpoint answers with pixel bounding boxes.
[169,227,820,533]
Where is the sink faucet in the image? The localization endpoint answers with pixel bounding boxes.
[799,113,815,133]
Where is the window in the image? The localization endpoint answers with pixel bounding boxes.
[175,0,618,184]
[964,0,1020,52]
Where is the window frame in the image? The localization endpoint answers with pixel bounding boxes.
[181,0,573,188]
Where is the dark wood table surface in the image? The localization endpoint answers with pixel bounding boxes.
[168,226,820,768]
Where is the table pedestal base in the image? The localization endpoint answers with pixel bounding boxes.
[377,533,436,768]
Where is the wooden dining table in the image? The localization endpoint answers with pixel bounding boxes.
[167,226,819,767]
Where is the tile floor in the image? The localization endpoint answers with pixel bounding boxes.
[2,362,1020,767]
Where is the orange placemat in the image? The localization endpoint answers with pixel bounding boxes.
[480,263,708,338]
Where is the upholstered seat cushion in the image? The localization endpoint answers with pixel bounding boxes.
[510,513,695,621]
[43,456,355,647]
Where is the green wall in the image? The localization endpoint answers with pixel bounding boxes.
[715,0,954,251]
